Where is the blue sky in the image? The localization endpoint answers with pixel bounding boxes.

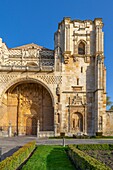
[0,0,113,103]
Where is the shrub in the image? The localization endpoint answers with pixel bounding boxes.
[75,144,111,150]
[96,132,103,136]
[68,145,111,170]
[0,141,36,170]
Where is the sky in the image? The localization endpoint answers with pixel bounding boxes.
[0,0,113,103]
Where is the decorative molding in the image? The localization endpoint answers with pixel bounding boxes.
[36,75,62,84]
[0,74,62,85]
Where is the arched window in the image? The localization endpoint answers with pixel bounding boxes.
[78,42,85,55]
[57,113,60,124]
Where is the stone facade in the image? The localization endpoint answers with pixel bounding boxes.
[0,17,111,137]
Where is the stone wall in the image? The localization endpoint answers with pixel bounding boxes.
[104,111,113,136]
[54,17,106,136]
[0,17,110,137]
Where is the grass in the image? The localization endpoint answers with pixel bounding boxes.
[21,145,75,170]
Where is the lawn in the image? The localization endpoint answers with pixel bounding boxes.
[21,145,75,170]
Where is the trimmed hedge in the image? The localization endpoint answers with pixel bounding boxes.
[75,144,113,150]
[0,140,36,170]
[68,145,111,170]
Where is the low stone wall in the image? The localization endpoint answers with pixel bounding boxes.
[38,131,54,138]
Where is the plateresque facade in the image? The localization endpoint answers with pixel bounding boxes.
[0,17,112,137]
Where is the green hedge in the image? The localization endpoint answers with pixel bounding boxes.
[68,145,111,170]
[74,144,113,150]
[0,140,36,170]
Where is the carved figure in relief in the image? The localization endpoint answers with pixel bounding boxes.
[72,113,83,132]
[56,84,60,95]
[71,94,82,105]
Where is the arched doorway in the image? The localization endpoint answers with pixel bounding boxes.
[3,82,54,136]
[26,116,37,135]
[72,112,83,132]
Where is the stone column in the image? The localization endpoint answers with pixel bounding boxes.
[37,120,40,138]
[8,122,12,137]
[65,25,70,51]
[74,39,78,54]
[54,124,57,137]
[84,106,87,135]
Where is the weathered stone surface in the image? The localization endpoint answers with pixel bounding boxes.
[0,17,111,137]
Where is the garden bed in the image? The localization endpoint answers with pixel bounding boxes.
[21,145,75,170]
[68,144,112,170]
[0,141,36,170]
[84,150,113,169]
[76,144,113,169]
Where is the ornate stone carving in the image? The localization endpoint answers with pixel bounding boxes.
[63,51,71,64]
[37,75,62,84]
[22,49,39,58]
[0,44,54,68]
[71,94,82,106]
[56,84,60,95]
[63,53,69,64]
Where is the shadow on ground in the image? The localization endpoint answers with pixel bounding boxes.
[1,146,21,161]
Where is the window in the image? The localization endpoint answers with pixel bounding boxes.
[57,113,60,123]
[58,95,60,102]
[78,42,85,55]
[77,78,79,85]
[81,67,83,73]
[99,116,103,130]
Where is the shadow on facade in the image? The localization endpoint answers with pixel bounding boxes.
[1,81,54,136]
[86,56,95,135]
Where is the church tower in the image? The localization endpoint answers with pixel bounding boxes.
[54,17,106,135]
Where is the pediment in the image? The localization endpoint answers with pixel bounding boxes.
[11,43,43,50]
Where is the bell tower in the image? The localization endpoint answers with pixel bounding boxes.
[54,17,106,136]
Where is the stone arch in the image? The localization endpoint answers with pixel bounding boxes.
[0,77,54,106]
[77,39,87,46]
[77,40,87,55]
[71,112,83,132]
[0,78,54,135]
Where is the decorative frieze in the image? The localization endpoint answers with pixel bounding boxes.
[37,75,62,84]
[0,74,62,85]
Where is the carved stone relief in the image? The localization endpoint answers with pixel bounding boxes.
[63,53,70,64]
[71,94,82,106]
